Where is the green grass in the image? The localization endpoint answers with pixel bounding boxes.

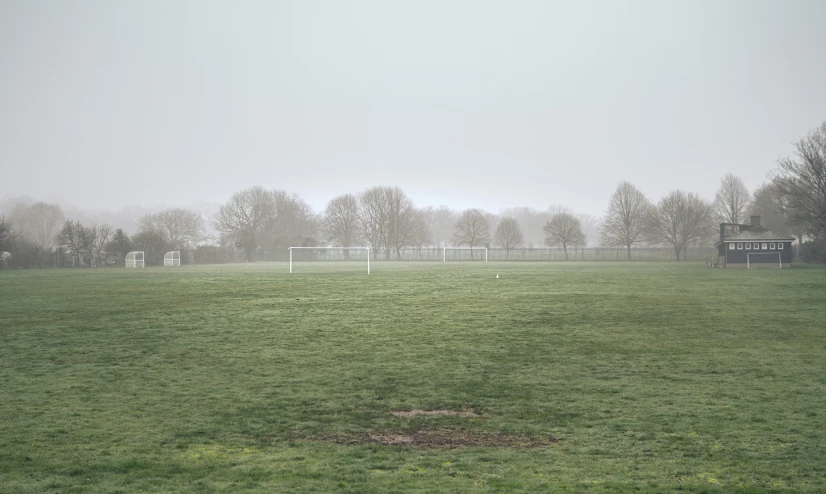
[1,262,825,492]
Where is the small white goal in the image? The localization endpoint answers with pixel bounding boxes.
[125,251,145,268]
[164,251,181,266]
[747,252,782,269]
[289,247,370,274]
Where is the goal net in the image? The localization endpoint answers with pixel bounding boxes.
[164,251,181,266]
[125,251,145,268]
[289,247,370,274]
[747,252,782,269]
[443,247,488,262]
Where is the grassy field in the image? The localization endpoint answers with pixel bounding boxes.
[1,261,825,492]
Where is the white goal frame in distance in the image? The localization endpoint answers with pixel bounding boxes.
[747,252,782,269]
[443,247,488,262]
[289,247,370,274]
[125,251,145,268]
[164,251,181,266]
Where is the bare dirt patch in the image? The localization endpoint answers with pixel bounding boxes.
[390,409,479,418]
[321,427,557,449]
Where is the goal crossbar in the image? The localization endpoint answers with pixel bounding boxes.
[443,247,488,262]
[746,252,782,269]
[288,247,370,274]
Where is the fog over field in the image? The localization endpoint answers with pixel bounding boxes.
[2,0,826,220]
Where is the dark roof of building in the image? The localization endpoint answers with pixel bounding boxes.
[715,226,795,245]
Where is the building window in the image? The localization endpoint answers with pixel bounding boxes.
[770,243,776,249]
[737,243,743,250]
[729,243,735,250]
[778,243,784,250]
[745,243,751,249]
[762,243,768,249]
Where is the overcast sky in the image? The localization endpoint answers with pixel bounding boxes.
[2,0,825,217]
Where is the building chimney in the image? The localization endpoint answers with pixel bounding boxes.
[751,215,761,227]
[720,223,726,242]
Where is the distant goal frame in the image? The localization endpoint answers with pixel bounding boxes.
[746,252,782,269]
[164,251,181,266]
[125,251,145,268]
[288,247,370,274]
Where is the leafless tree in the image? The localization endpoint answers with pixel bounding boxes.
[646,190,713,261]
[501,207,550,248]
[358,187,387,260]
[751,183,791,235]
[269,190,320,248]
[408,210,432,259]
[214,186,275,261]
[714,174,752,224]
[494,217,523,258]
[453,208,491,259]
[26,202,64,250]
[600,182,651,260]
[543,211,586,260]
[357,186,415,259]
[323,193,362,258]
[140,208,204,250]
[384,186,416,259]
[92,224,114,266]
[422,205,457,248]
[772,121,826,241]
[55,220,95,266]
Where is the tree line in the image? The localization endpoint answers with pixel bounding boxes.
[2,121,825,266]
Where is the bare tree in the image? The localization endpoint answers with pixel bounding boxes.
[501,207,550,248]
[386,187,416,260]
[494,217,523,258]
[543,211,586,260]
[269,190,320,248]
[453,208,491,259]
[714,174,752,224]
[357,186,415,259]
[27,202,64,250]
[358,187,389,260]
[139,208,204,250]
[409,210,432,259]
[646,190,713,261]
[55,220,95,266]
[323,193,362,258]
[423,205,457,248]
[92,224,114,266]
[600,182,651,260]
[772,121,826,241]
[213,186,275,261]
[751,183,791,236]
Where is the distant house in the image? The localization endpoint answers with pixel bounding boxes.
[715,216,794,268]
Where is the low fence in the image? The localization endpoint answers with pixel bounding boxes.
[251,247,718,263]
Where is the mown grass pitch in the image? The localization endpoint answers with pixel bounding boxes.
[1,262,825,492]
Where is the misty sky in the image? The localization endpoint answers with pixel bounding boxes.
[2,0,826,217]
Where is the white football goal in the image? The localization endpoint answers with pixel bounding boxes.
[289,247,370,274]
[747,252,782,269]
[443,247,488,262]
[164,251,181,266]
[125,251,145,268]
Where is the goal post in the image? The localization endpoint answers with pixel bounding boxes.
[125,251,145,268]
[163,251,180,266]
[289,247,370,274]
[747,252,782,269]
[443,247,488,262]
